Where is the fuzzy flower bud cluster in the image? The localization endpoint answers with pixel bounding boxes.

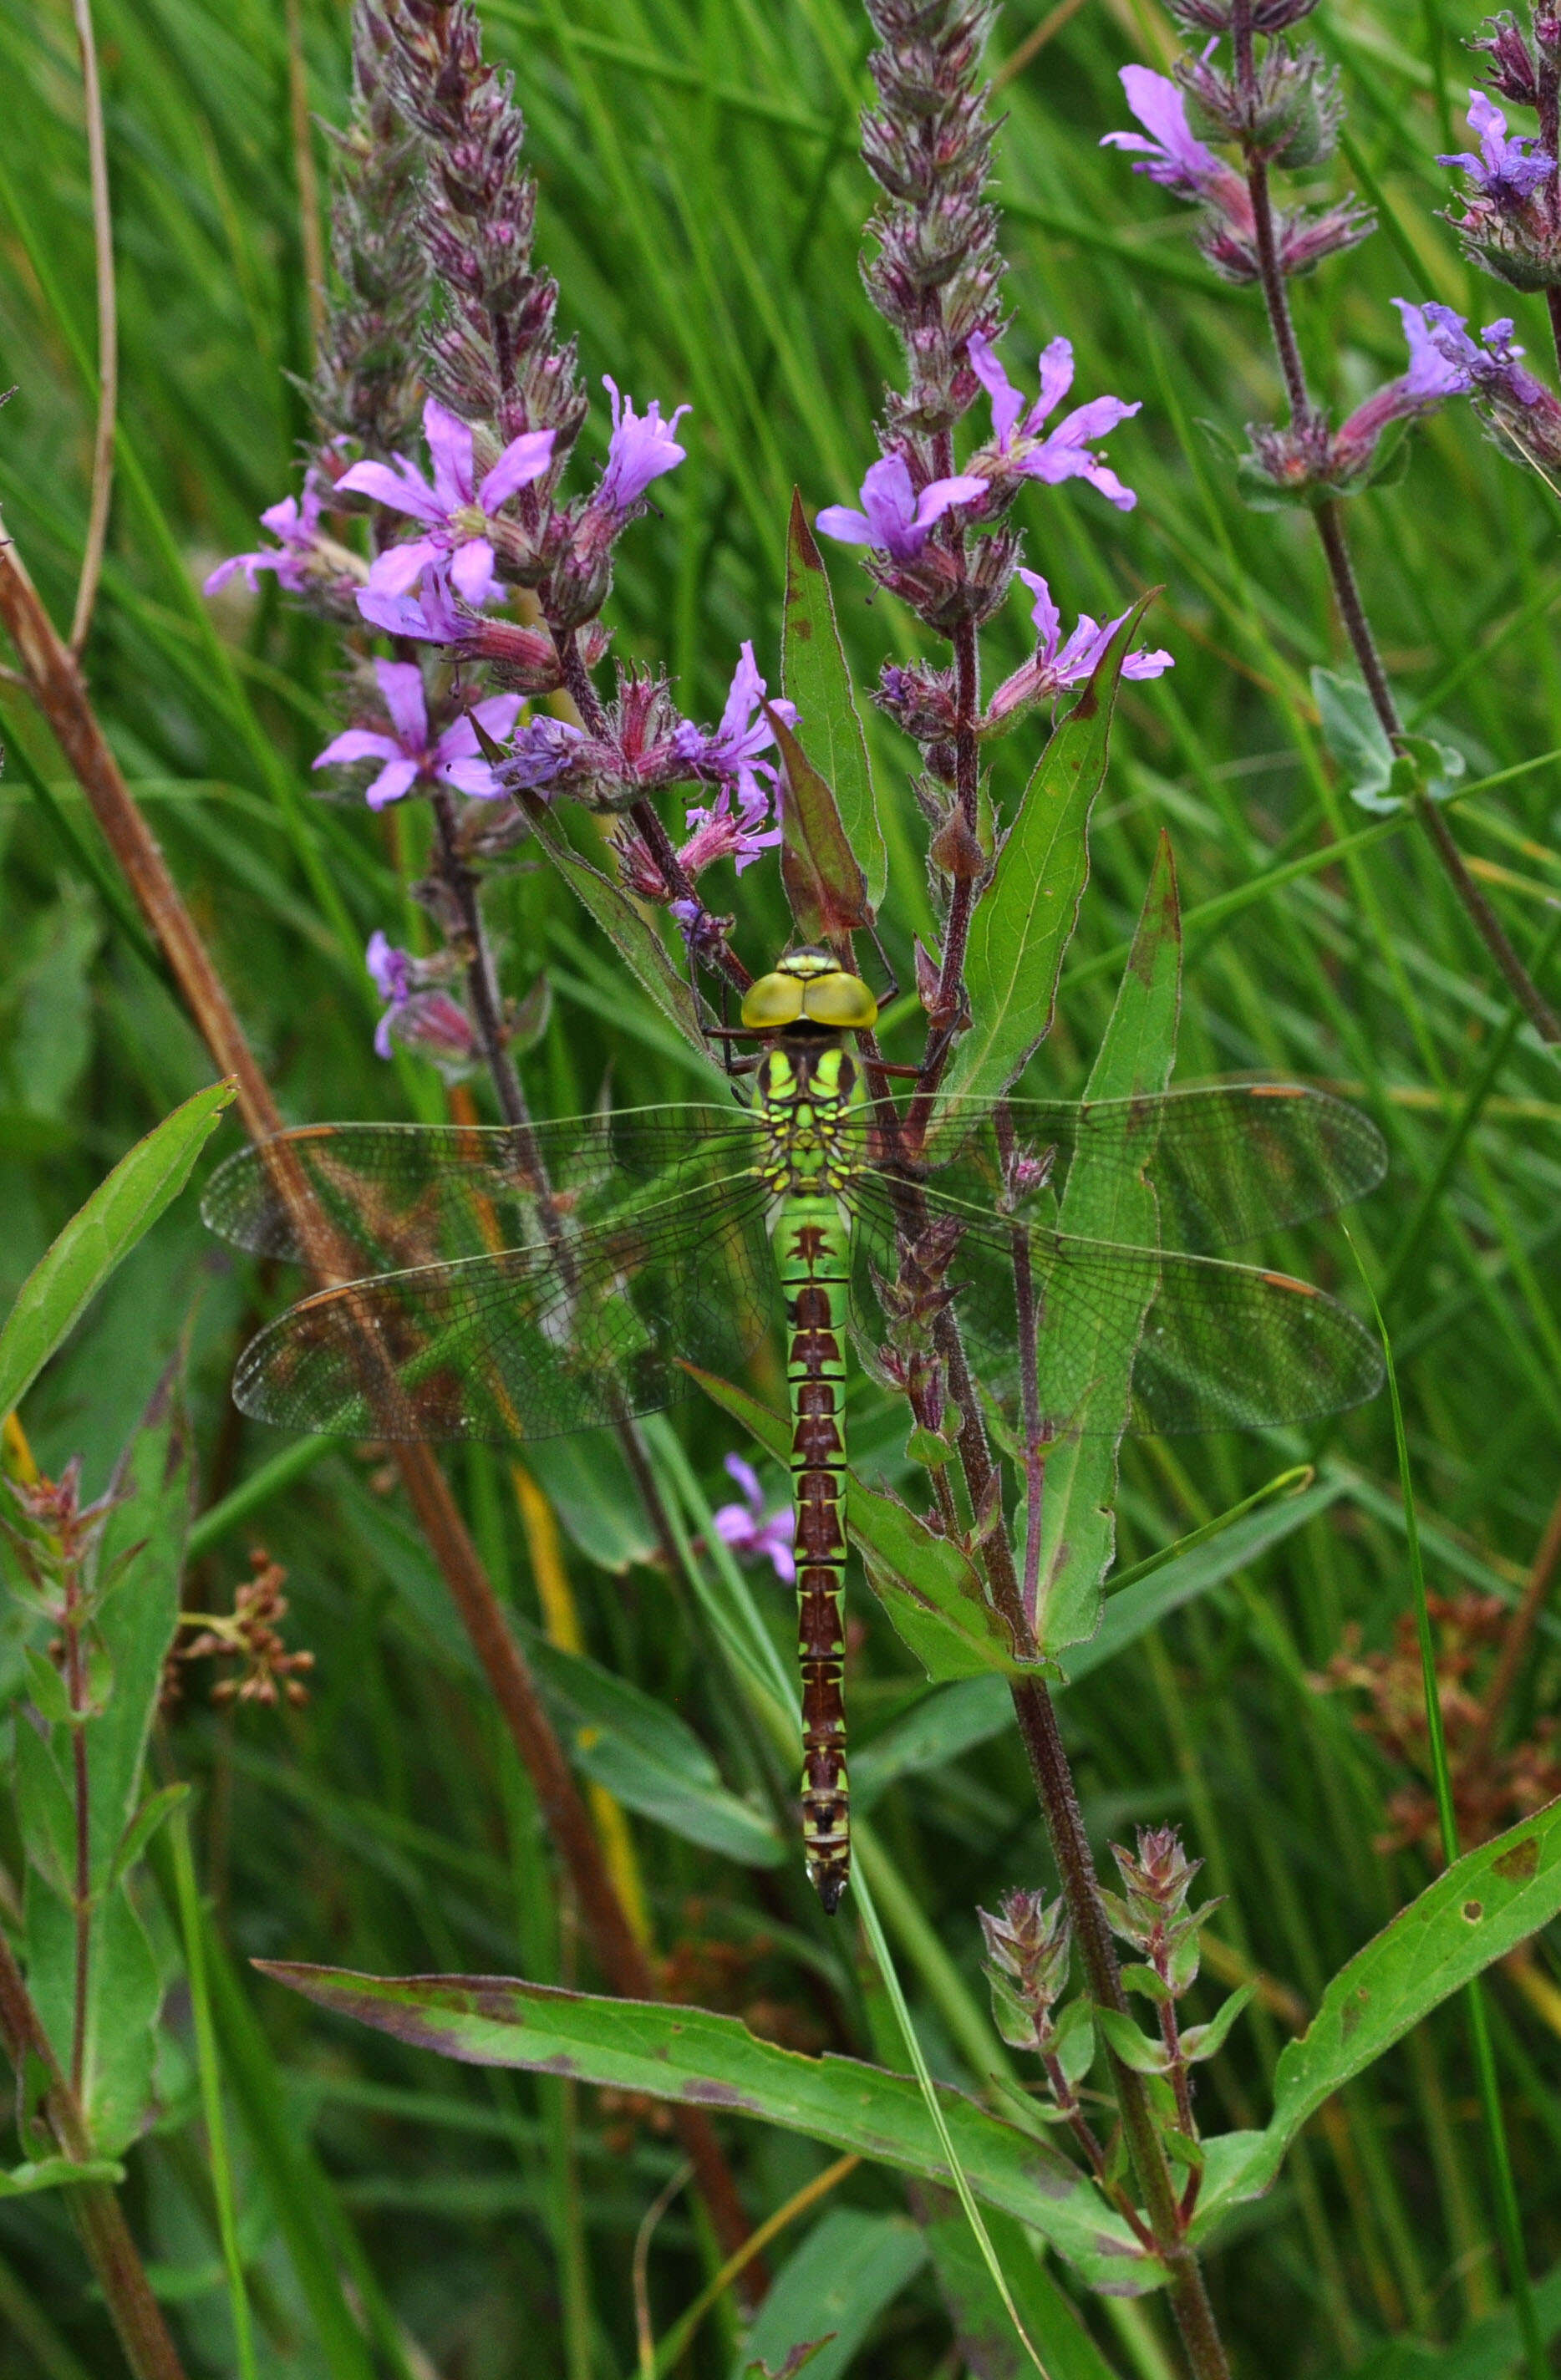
[1102,1825,1218,1996]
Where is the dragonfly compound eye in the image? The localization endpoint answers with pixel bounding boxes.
[742,971,806,1029]
[801,971,879,1030]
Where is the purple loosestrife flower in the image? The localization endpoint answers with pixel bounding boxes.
[338,397,555,604]
[711,1455,796,1584]
[366,932,476,1065]
[1329,299,1477,478]
[313,660,521,808]
[1438,88,1554,205]
[598,378,691,511]
[504,713,588,792]
[816,454,987,559]
[205,477,346,597]
[356,567,468,644]
[985,569,1171,729]
[674,646,791,877]
[968,333,1142,510]
[1102,65,1242,202]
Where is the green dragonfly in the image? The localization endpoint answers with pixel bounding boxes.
[203,948,1386,1912]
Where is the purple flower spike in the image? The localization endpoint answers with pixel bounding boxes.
[366,932,475,1066]
[313,659,521,808]
[816,454,987,559]
[1438,89,1553,206]
[969,333,1142,511]
[1331,300,1478,476]
[673,644,792,877]
[339,398,555,605]
[711,1453,796,1584]
[1101,66,1226,198]
[205,484,328,596]
[599,378,691,511]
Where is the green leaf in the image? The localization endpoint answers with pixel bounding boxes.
[937,595,1156,1109]
[109,1782,191,1891]
[520,797,707,1053]
[781,490,887,910]
[732,2210,924,2380]
[0,1077,234,1421]
[1193,1802,1561,2240]
[684,1368,1049,1681]
[21,1645,74,1727]
[1311,669,1465,816]
[1094,2006,1171,2076]
[257,1962,1156,2290]
[1182,1984,1254,2065]
[767,704,874,944]
[1034,832,1181,1655]
[914,2189,1126,2380]
[521,1630,785,1868]
[1121,1962,1172,2006]
[852,1474,1343,1807]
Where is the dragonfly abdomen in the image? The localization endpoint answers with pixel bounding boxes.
[780,1193,853,1915]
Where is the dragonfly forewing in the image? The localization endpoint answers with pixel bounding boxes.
[201,1109,763,1272]
[229,1173,775,1444]
[869,1084,1386,1254]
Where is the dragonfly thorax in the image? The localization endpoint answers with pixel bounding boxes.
[755,1037,862,1196]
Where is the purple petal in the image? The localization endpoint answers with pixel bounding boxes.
[423,399,475,512]
[1025,338,1076,433]
[723,1452,764,1512]
[203,554,253,593]
[968,332,1025,447]
[860,455,918,542]
[366,930,412,1002]
[1122,645,1174,679]
[364,755,423,810]
[374,659,429,750]
[478,427,557,510]
[471,691,525,743]
[449,536,498,607]
[314,726,401,770]
[913,474,987,530]
[439,757,506,800]
[1018,567,1060,658]
[814,504,875,545]
[338,456,442,523]
[365,538,439,597]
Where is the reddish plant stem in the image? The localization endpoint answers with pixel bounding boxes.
[1469,1472,1561,1765]
[0,1930,189,2380]
[0,520,762,2300]
[1228,0,1560,1044]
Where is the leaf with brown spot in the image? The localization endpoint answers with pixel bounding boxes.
[766,704,873,947]
[1191,1797,1561,2240]
[254,1960,1151,2288]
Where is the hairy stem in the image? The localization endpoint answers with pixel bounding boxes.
[0,1931,189,2380]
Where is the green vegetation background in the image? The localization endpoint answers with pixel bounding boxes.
[2,0,1560,2371]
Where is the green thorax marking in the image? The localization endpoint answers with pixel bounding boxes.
[755,1035,861,1199]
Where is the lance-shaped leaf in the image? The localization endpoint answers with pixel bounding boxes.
[0,1076,233,1421]
[938,596,1157,1112]
[257,1963,1155,2290]
[1033,833,1180,1656]
[520,795,706,1054]
[913,2188,1126,2380]
[781,491,887,911]
[765,704,873,946]
[736,2210,924,2380]
[1192,1798,1561,2239]
[685,1367,1049,1683]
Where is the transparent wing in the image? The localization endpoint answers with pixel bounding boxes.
[201,1107,760,1271]
[230,1172,776,1444]
[845,1174,1383,1436]
[843,1085,1386,1254]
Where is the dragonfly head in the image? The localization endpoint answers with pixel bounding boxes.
[741,948,879,1035]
